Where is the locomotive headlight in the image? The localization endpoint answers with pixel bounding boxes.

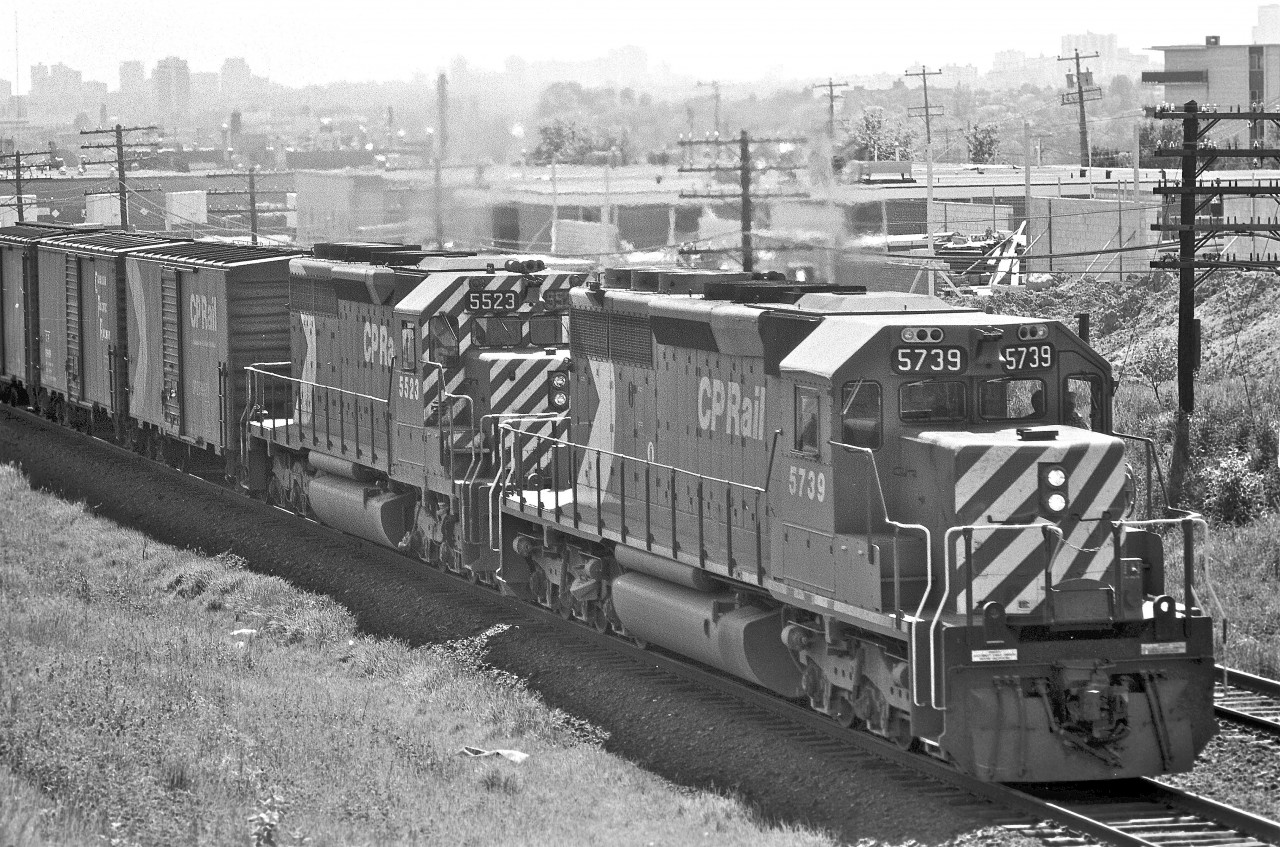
[546,369,571,411]
[901,326,943,343]
[1018,324,1050,341]
[1039,463,1069,516]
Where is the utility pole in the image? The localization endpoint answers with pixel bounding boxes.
[1058,50,1102,169]
[904,66,944,146]
[1147,100,1280,506]
[812,77,849,138]
[678,130,808,272]
[0,148,53,222]
[696,80,722,138]
[79,124,158,230]
[208,167,268,244]
[434,72,448,250]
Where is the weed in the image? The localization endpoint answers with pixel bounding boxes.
[479,767,521,794]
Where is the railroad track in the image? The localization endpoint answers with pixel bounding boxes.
[4,404,1279,847]
[1218,666,1280,735]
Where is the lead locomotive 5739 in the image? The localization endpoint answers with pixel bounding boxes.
[492,269,1213,782]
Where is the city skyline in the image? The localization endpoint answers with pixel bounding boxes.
[7,0,1266,93]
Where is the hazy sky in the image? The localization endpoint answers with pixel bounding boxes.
[8,0,1270,91]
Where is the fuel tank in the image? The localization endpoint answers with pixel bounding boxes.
[307,472,413,548]
[611,572,803,697]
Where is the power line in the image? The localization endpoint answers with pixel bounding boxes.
[79,124,159,229]
[1058,50,1103,168]
[812,77,849,139]
[904,67,944,147]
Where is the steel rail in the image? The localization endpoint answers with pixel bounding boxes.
[1216,665,1280,735]
[4,404,1277,847]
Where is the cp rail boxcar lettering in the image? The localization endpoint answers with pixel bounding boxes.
[697,376,765,441]
[190,294,217,333]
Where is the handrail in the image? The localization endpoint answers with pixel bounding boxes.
[245,365,387,405]
[828,439,936,708]
[1114,430,1167,517]
[498,423,766,494]
[483,412,568,551]
[496,420,767,577]
[936,522,1065,711]
[423,357,475,465]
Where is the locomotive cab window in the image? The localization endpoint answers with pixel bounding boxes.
[840,380,882,448]
[794,386,821,454]
[528,314,564,347]
[900,380,966,423]
[400,321,417,372]
[475,316,524,348]
[980,377,1045,421]
[1064,375,1103,430]
[427,315,459,366]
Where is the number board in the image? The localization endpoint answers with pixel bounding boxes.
[1000,344,1054,372]
[892,346,967,374]
[466,289,521,313]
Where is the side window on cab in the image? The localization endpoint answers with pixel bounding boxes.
[428,315,459,367]
[400,320,417,372]
[794,386,820,454]
[840,380,881,448]
[1064,375,1103,431]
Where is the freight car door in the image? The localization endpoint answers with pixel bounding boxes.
[160,267,184,433]
[64,255,82,401]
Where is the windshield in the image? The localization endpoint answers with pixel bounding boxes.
[899,380,966,423]
[980,377,1045,421]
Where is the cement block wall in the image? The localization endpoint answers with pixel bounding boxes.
[1028,195,1160,275]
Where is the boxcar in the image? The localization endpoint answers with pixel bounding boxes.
[31,230,180,428]
[0,224,106,406]
[119,240,301,467]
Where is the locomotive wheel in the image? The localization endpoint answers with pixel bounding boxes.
[590,605,611,634]
[831,693,858,729]
[291,480,309,518]
[466,568,479,584]
[889,714,916,752]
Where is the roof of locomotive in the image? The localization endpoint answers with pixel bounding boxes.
[393,269,583,317]
[781,309,1051,381]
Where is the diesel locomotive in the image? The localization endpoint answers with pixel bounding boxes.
[0,225,1215,782]
[493,268,1215,782]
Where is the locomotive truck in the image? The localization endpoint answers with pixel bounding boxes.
[493,269,1215,782]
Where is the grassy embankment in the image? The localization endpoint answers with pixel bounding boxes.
[0,464,834,847]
